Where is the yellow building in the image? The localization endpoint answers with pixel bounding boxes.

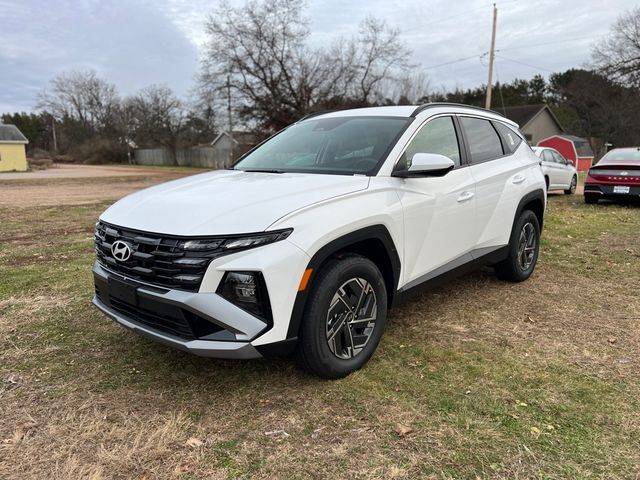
[0,124,29,172]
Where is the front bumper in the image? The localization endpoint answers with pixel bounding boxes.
[92,262,264,359]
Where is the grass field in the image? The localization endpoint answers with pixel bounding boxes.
[1,174,639,479]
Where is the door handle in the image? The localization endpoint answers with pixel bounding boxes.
[457,191,475,202]
[512,175,526,184]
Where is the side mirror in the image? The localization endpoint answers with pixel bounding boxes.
[392,153,455,178]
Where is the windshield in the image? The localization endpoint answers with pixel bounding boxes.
[600,148,640,164]
[234,116,411,175]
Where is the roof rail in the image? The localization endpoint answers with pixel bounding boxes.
[297,110,333,122]
[410,102,505,118]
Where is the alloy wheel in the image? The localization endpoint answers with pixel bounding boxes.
[325,277,377,359]
[517,222,537,271]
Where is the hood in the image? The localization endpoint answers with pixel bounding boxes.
[100,170,369,236]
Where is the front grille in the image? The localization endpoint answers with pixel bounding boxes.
[94,221,225,292]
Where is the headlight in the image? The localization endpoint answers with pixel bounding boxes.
[179,229,292,253]
[218,271,272,323]
[180,239,223,251]
[221,229,292,250]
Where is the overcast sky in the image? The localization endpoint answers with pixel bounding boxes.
[0,0,636,113]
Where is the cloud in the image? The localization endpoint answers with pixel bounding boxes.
[0,0,636,113]
[0,0,199,112]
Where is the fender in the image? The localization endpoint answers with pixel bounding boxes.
[515,188,546,231]
[255,225,400,358]
[290,224,401,335]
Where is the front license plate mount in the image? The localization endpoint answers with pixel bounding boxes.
[109,277,138,306]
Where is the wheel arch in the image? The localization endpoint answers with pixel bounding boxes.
[516,189,546,231]
[286,225,401,342]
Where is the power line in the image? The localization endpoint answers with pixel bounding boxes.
[422,54,487,70]
[418,50,559,77]
[495,54,555,73]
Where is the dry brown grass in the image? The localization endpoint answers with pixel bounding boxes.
[1,175,639,479]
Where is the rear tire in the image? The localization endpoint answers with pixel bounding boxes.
[295,255,387,379]
[585,195,598,204]
[565,175,577,194]
[495,210,540,282]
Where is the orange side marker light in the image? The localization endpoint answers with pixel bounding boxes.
[298,268,313,292]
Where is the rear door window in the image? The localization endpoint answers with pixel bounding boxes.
[493,122,522,154]
[460,117,504,163]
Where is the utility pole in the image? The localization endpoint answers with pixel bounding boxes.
[51,116,58,153]
[226,74,234,167]
[485,3,498,110]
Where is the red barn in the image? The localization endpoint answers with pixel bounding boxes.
[537,135,594,172]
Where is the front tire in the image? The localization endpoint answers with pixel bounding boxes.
[585,195,598,204]
[295,255,387,379]
[495,210,540,282]
[565,175,577,194]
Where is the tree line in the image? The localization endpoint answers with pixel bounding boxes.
[2,0,639,164]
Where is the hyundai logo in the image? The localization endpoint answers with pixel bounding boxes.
[111,240,132,262]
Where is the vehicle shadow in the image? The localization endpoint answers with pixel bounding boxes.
[98,271,498,392]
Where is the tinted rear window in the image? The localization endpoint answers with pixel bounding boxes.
[493,122,523,154]
[600,149,640,164]
[460,117,504,163]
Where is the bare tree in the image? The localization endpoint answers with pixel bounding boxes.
[126,85,185,164]
[185,80,218,143]
[592,7,640,88]
[201,0,314,131]
[199,0,413,132]
[350,17,411,103]
[377,71,432,105]
[37,70,119,132]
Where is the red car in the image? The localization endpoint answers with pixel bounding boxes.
[584,148,640,204]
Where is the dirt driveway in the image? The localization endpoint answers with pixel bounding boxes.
[0,164,205,208]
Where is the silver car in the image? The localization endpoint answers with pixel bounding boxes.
[532,147,578,194]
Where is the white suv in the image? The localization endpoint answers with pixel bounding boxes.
[93,104,546,378]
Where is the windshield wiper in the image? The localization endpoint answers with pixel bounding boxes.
[239,168,286,174]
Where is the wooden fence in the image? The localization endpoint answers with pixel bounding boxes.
[134,147,229,169]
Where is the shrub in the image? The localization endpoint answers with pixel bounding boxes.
[27,157,54,170]
[51,154,75,163]
[68,138,129,164]
[30,148,52,160]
